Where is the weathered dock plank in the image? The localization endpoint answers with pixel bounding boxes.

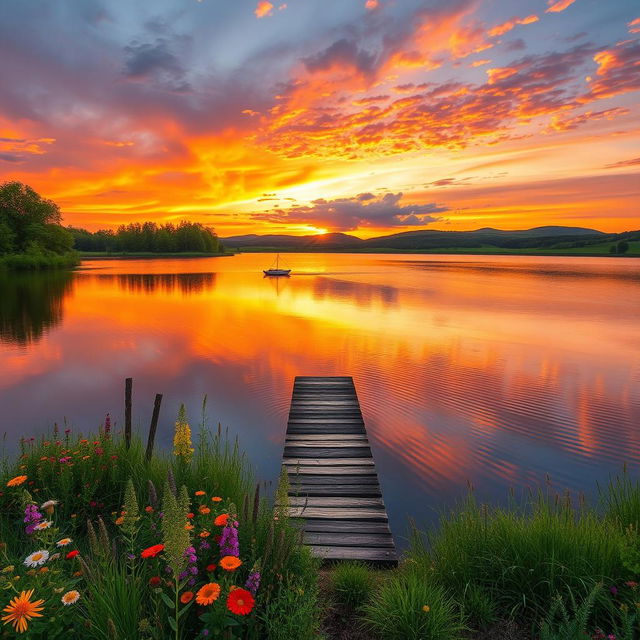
[281,376,397,565]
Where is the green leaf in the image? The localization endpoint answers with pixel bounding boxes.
[167,616,177,632]
[160,593,175,609]
[177,601,193,619]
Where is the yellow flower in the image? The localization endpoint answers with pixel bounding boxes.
[173,404,194,463]
[1,589,44,633]
[422,605,430,613]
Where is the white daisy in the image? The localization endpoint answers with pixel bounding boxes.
[40,500,58,510]
[23,550,49,567]
[61,590,80,605]
[56,538,72,547]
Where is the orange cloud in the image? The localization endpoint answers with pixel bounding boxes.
[365,0,379,9]
[629,18,640,34]
[486,66,518,84]
[255,1,273,18]
[488,14,538,38]
[546,0,577,13]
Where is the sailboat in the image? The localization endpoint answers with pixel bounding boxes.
[263,254,291,277]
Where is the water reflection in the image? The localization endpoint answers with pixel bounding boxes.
[0,270,73,346]
[0,254,638,542]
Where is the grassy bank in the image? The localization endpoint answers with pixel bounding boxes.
[0,405,319,639]
[79,251,232,259]
[3,408,640,639]
[0,252,80,271]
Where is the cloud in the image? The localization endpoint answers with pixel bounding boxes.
[304,39,377,76]
[488,15,538,38]
[123,38,191,91]
[605,157,640,169]
[629,18,640,34]
[252,192,448,231]
[255,1,274,18]
[587,40,640,99]
[546,0,578,13]
[547,107,629,132]
[365,0,379,10]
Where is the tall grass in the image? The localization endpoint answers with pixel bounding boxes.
[330,561,376,608]
[0,251,79,270]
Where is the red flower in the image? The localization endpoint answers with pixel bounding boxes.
[206,563,217,572]
[186,513,194,519]
[140,544,164,559]
[227,588,255,615]
[214,514,229,526]
[149,576,162,587]
[180,591,194,604]
[66,550,79,559]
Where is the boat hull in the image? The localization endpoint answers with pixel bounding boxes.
[263,269,291,276]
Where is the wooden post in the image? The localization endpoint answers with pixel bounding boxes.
[145,393,163,462]
[124,378,132,449]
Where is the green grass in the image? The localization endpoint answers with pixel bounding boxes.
[0,251,80,270]
[79,251,229,259]
[362,568,465,640]
[329,561,376,608]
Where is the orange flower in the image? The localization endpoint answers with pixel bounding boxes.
[211,496,222,503]
[226,588,255,615]
[1,589,44,633]
[220,556,242,571]
[115,516,124,525]
[145,506,153,513]
[214,514,229,526]
[186,513,194,519]
[199,531,210,538]
[184,524,194,530]
[180,591,194,604]
[196,582,221,605]
[199,506,211,515]
[140,544,164,559]
[6,476,27,488]
[195,490,206,496]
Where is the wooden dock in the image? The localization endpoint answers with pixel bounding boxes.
[281,376,397,564]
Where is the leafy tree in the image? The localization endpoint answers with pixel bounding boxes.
[0,181,73,255]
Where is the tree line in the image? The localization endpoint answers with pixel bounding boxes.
[69,221,222,254]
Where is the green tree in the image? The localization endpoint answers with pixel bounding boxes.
[616,240,629,254]
[0,181,66,254]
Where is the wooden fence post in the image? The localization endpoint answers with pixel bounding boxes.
[124,378,132,449]
[145,393,163,462]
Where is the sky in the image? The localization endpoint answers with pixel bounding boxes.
[0,0,638,237]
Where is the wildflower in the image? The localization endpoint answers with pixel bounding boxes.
[214,514,229,527]
[1,589,44,633]
[33,521,52,531]
[149,577,162,587]
[195,491,206,496]
[141,544,165,559]
[73,570,82,577]
[115,517,124,526]
[61,590,80,606]
[199,531,210,538]
[206,563,217,572]
[38,567,48,574]
[59,457,71,464]
[245,570,261,596]
[1,566,14,574]
[220,556,242,571]
[6,476,27,487]
[49,554,60,561]
[56,538,72,547]
[180,591,194,604]
[145,506,154,513]
[610,586,618,596]
[219,524,239,557]
[227,588,255,615]
[39,500,58,515]
[184,524,194,530]
[625,581,638,589]
[422,605,430,612]
[211,496,222,503]
[173,405,194,463]
[186,513,194,519]
[196,583,221,605]
[66,550,79,560]
[23,551,49,568]
[199,506,211,515]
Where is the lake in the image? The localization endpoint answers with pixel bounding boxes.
[1,253,639,546]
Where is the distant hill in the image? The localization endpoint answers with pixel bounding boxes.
[222,225,634,253]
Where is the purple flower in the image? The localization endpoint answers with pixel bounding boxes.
[610,586,618,596]
[202,631,209,637]
[219,525,239,557]
[189,566,198,575]
[59,456,71,464]
[245,571,261,596]
[188,578,196,587]
[23,504,43,534]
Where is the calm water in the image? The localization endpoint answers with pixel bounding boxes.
[1,254,639,544]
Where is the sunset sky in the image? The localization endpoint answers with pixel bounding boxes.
[0,0,638,237]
